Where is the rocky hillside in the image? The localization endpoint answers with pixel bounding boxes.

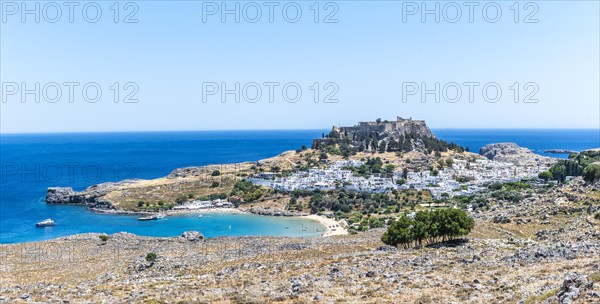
[43,141,554,213]
[479,142,556,166]
[3,178,600,303]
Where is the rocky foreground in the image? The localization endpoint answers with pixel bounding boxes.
[1,179,600,303]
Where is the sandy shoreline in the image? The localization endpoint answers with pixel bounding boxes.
[304,214,348,237]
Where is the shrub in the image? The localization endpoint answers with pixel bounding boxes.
[99,235,109,242]
[211,181,220,188]
[211,170,221,176]
[145,252,157,262]
[231,180,264,203]
[175,195,187,204]
[595,212,600,220]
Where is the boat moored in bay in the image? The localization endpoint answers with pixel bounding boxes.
[36,219,56,227]
[137,214,166,221]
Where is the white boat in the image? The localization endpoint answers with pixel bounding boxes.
[137,214,166,221]
[36,219,56,227]
[137,215,156,221]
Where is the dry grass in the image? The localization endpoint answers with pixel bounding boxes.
[524,287,559,304]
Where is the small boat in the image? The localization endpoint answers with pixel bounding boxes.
[198,214,203,218]
[36,219,56,227]
[137,215,156,221]
[137,214,164,221]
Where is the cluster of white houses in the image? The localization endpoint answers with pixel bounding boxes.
[173,199,234,210]
[251,160,394,193]
[250,158,549,199]
[401,158,546,198]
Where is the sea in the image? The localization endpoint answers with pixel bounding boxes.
[1,129,598,244]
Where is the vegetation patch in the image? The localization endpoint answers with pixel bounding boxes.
[381,208,474,248]
[145,252,157,262]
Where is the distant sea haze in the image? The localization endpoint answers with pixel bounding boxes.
[1,129,598,243]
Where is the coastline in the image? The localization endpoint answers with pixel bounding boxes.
[90,207,248,216]
[19,207,342,243]
[158,209,349,238]
[304,214,348,237]
[164,207,246,215]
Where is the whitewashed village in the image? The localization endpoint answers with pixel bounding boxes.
[249,158,550,200]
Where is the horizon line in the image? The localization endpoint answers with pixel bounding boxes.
[1,127,599,136]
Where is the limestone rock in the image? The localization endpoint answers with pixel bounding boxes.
[557,273,592,304]
[479,142,556,166]
[180,231,204,242]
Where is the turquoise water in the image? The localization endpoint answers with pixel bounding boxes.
[1,129,598,243]
[26,208,323,240]
[1,130,327,243]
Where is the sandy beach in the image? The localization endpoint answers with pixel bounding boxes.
[304,214,348,237]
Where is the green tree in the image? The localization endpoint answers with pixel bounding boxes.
[378,141,387,153]
[538,171,552,182]
[340,204,351,213]
[583,163,600,183]
[550,164,567,183]
[381,209,474,248]
[381,216,413,249]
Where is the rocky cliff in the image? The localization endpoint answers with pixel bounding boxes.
[479,142,556,166]
[45,180,142,211]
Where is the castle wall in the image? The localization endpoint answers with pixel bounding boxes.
[314,117,435,148]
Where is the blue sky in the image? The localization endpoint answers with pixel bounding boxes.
[1,1,599,133]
